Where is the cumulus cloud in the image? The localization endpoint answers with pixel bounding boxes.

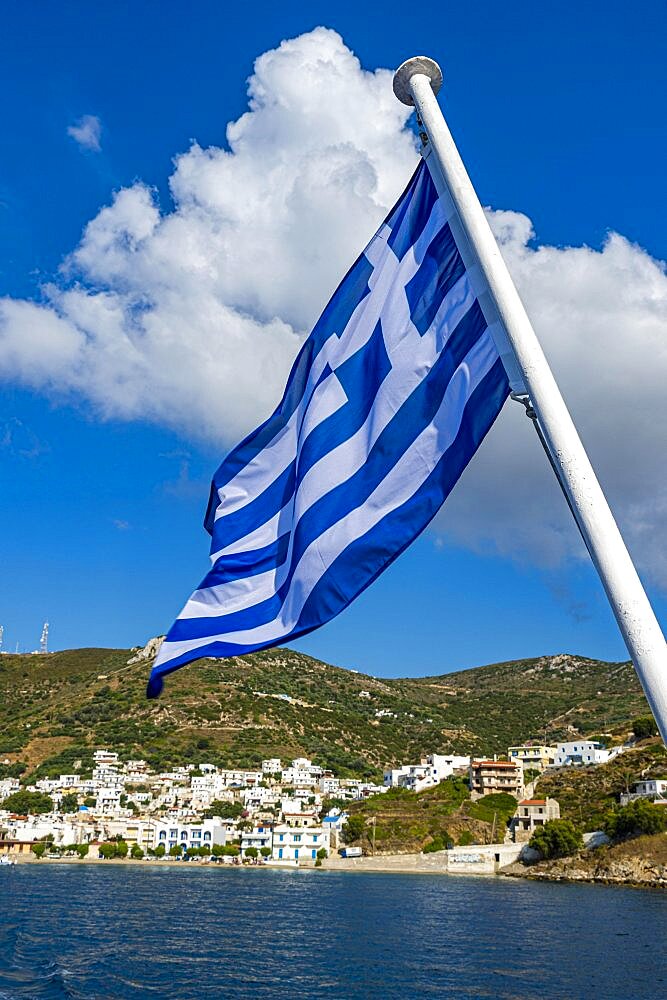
[67,114,102,152]
[3,29,415,443]
[1,27,666,585]
[438,212,667,585]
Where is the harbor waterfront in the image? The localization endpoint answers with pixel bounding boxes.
[0,864,665,999]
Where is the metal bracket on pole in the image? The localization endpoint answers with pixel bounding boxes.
[393,55,667,744]
[510,392,593,559]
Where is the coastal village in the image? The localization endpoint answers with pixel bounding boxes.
[2,731,665,880]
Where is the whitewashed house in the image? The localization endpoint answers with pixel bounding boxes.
[272,824,330,863]
[240,824,273,857]
[620,779,667,805]
[0,778,20,801]
[262,758,282,774]
[320,776,341,795]
[553,741,622,767]
[95,787,122,814]
[152,818,227,852]
[384,753,470,791]
[281,758,322,786]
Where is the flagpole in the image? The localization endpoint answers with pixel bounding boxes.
[392,56,667,745]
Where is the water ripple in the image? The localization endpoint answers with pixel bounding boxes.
[0,865,664,998]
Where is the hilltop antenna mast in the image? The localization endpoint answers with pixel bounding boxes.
[40,622,49,654]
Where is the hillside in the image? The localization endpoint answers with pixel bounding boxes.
[0,643,651,782]
[535,737,667,831]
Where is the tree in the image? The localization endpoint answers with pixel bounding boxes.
[260,847,272,858]
[341,815,366,844]
[31,841,47,858]
[222,844,240,857]
[206,800,244,820]
[316,847,328,860]
[529,819,583,859]
[211,844,225,857]
[99,843,117,860]
[423,836,446,854]
[169,844,183,858]
[632,716,658,741]
[60,793,79,813]
[76,844,89,859]
[155,843,166,857]
[199,844,211,855]
[604,799,667,840]
[83,797,96,808]
[115,840,129,858]
[2,790,53,815]
[244,846,258,859]
[131,845,144,859]
[0,761,26,779]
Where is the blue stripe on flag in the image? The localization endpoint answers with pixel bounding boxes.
[148,159,510,698]
[166,301,490,642]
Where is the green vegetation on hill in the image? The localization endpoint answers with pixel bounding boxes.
[339,781,522,853]
[535,739,667,831]
[0,644,652,784]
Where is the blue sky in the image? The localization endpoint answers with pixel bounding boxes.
[1,1,666,677]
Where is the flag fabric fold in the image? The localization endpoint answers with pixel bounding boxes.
[147,159,509,697]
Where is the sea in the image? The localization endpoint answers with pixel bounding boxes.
[0,864,664,999]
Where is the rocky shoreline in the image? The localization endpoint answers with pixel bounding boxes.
[502,833,667,890]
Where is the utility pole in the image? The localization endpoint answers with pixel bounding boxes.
[366,815,377,856]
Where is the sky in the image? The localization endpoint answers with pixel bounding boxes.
[1,1,666,678]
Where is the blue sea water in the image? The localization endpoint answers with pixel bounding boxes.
[0,865,664,999]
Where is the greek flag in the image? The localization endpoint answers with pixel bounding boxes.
[147,160,510,697]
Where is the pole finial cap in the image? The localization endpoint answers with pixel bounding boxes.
[392,57,443,106]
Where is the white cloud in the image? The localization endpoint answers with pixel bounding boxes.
[1,27,667,586]
[67,114,102,152]
[438,214,667,585]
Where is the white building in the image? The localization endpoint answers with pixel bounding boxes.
[243,787,279,812]
[153,818,227,852]
[57,774,81,789]
[240,824,273,856]
[132,791,153,806]
[92,765,124,788]
[93,750,119,767]
[262,758,282,774]
[0,778,20,801]
[2,814,91,846]
[553,741,622,767]
[124,760,150,779]
[280,758,323,786]
[384,753,470,791]
[190,774,227,806]
[272,823,330,863]
[213,769,262,788]
[320,776,341,795]
[95,787,122,814]
[620,779,667,806]
[35,778,60,794]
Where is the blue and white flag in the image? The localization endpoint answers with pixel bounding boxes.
[147,160,510,697]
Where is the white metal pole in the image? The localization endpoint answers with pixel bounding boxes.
[393,57,667,745]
